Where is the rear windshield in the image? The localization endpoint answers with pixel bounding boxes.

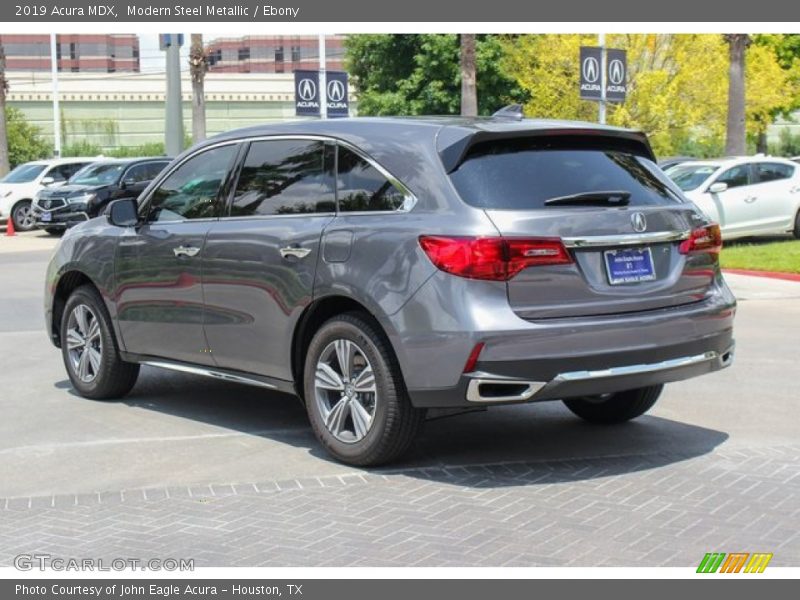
[449,138,682,209]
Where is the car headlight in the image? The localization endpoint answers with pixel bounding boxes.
[68,193,96,205]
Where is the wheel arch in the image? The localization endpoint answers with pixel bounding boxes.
[51,270,102,347]
[290,294,402,400]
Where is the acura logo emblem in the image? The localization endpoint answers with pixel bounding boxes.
[608,59,625,85]
[297,78,317,102]
[631,212,647,233]
[327,79,345,103]
[582,57,599,83]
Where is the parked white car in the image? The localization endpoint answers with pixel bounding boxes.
[0,157,99,231]
[666,157,800,240]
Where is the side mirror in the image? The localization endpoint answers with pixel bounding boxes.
[120,177,136,190]
[708,182,728,194]
[41,176,56,186]
[107,198,139,227]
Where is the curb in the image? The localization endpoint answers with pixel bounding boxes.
[723,268,800,283]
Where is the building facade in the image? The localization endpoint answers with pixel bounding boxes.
[205,35,345,73]
[0,34,139,72]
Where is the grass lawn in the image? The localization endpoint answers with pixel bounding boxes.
[720,238,800,274]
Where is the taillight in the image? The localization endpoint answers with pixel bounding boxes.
[462,342,485,373]
[679,224,723,255]
[418,235,572,281]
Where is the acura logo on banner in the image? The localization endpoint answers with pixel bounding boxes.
[295,70,320,116]
[326,71,350,118]
[579,46,603,100]
[605,49,627,102]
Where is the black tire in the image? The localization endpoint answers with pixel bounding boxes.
[11,200,35,231]
[563,385,663,424]
[793,210,800,239]
[44,228,64,236]
[303,312,425,466]
[60,285,140,400]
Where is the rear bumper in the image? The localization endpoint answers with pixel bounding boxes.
[394,270,736,409]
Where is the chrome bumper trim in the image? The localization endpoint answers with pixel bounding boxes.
[466,374,547,403]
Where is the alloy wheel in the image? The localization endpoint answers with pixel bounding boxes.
[65,304,103,383]
[314,339,378,443]
[14,203,35,230]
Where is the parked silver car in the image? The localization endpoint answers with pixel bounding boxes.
[44,117,736,465]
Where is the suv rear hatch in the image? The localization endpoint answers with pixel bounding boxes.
[446,133,719,319]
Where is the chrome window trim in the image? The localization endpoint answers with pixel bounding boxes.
[562,230,691,248]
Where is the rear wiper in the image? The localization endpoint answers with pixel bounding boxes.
[543,190,632,207]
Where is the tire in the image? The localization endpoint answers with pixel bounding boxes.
[563,385,663,424]
[11,200,36,232]
[45,228,64,236]
[60,285,140,400]
[793,210,800,239]
[303,312,425,466]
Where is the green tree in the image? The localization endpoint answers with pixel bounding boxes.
[4,107,51,167]
[345,34,526,116]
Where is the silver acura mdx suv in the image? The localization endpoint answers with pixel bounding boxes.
[45,116,736,465]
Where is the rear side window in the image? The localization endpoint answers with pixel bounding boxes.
[231,140,335,216]
[755,162,794,183]
[449,138,680,209]
[337,147,407,212]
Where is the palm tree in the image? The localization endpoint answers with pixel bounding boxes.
[189,34,208,143]
[724,34,751,156]
[0,43,10,177]
[460,34,477,117]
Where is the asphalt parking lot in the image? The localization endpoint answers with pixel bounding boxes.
[1,230,799,567]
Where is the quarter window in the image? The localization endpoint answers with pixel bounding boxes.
[755,162,794,183]
[147,145,236,222]
[336,147,407,212]
[715,165,750,189]
[231,140,335,216]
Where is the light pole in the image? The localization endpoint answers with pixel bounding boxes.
[598,33,607,125]
[50,33,61,157]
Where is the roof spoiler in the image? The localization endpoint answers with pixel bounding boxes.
[438,127,657,173]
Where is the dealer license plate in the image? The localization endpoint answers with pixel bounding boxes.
[604,247,656,285]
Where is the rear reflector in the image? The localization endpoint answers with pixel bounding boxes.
[419,235,572,281]
[463,342,485,373]
[679,224,723,255]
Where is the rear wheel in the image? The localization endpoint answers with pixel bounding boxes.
[60,285,140,399]
[11,200,35,231]
[563,385,663,424]
[793,210,800,239]
[303,312,425,466]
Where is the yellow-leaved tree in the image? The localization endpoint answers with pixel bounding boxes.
[501,34,797,157]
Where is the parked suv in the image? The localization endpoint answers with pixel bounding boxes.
[33,157,171,233]
[44,117,736,465]
[0,157,97,231]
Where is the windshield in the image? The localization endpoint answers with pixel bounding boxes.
[449,138,681,209]
[1,163,47,184]
[69,163,125,186]
[665,164,720,192]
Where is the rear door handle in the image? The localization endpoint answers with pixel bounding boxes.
[173,245,200,257]
[744,196,757,203]
[279,245,312,259]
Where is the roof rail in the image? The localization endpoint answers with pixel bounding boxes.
[491,104,525,121]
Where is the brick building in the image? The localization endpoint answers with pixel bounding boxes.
[0,34,139,72]
[205,35,346,73]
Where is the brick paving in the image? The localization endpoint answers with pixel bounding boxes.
[1,444,798,567]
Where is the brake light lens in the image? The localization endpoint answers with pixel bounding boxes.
[463,342,485,373]
[418,235,572,281]
[679,224,723,255]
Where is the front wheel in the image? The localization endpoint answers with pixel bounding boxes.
[11,200,36,232]
[60,285,140,399]
[303,312,425,466]
[563,385,663,424]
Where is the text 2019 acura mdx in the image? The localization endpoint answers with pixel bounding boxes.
[45,116,736,465]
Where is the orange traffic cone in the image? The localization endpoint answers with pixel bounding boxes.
[5,216,15,237]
